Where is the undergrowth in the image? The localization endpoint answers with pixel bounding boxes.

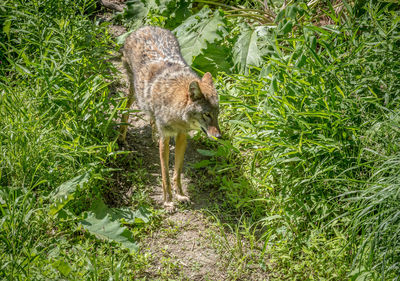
[0,0,154,279]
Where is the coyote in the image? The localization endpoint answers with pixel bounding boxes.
[119,26,221,212]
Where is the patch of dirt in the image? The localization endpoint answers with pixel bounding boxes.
[141,211,226,280]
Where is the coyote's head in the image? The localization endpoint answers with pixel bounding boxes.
[186,72,221,139]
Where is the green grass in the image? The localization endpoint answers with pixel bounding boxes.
[210,2,400,279]
[0,0,154,279]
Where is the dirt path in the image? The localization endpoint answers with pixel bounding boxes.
[104,22,267,281]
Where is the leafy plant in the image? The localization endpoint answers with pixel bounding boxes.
[232,23,265,74]
[81,198,152,253]
[48,173,91,216]
[119,2,271,75]
[122,0,192,29]
[173,7,226,65]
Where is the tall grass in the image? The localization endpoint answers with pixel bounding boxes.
[0,0,118,189]
[347,112,400,280]
[0,0,130,279]
[213,2,400,279]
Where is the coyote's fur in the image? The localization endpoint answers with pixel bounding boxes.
[119,26,221,212]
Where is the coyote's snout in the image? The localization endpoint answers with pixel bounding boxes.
[119,26,221,212]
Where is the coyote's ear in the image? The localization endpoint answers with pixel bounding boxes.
[202,72,214,85]
[189,80,203,101]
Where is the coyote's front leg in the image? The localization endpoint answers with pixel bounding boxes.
[173,133,190,203]
[159,136,174,212]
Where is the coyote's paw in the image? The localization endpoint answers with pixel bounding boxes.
[163,201,176,213]
[176,194,191,204]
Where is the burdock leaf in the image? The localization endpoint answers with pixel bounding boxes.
[174,8,226,65]
[80,198,151,252]
[233,24,263,75]
[49,173,90,216]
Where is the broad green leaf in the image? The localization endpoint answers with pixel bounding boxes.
[174,8,226,65]
[81,198,151,252]
[110,206,152,224]
[197,149,216,157]
[192,42,232,76]
[49,173,90,216]
[124,0,151,20]
[122,0,157,27]
[260,64,272,78]
[308,35,317,50]
[192,159,211,169]
[81,212,138,253]
[275,9,285,23]
[286,5,298,19]
[295,53,307,68]
[233,24,263,75]
[269,76,278,94]
[155,0,191,30]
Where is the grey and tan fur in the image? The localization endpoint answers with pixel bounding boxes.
[119,26,221,212]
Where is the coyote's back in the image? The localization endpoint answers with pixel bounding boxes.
[124,26,184,69]
[124,27,194,126]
